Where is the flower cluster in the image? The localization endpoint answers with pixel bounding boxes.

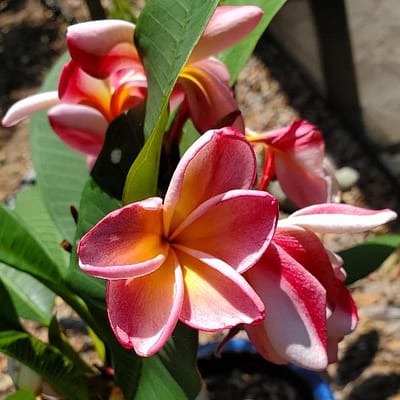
[2,4,397,374]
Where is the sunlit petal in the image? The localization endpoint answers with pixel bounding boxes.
[245,243,329,370]
[107,250,184,356]
[189,5,263,63]
[164,128,256,234]
[1,91,59,127]
[78,198,169,279]
[67,19,138,78]
[177,250,264,330]
[173,190,278,272]
[285,204,397,233]
[48,104,107,157]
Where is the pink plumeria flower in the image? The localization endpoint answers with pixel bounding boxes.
[246,120,338,207]
[78,128,279,356]
[244,203,397,370]
[66,6,263,133]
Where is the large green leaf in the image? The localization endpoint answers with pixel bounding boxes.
[340,234,400,285]
[29,52,88,243]
[0,279,22,330]
[123,0,219,203]
[0,263,54,325]
[219,0,287,83]
[0,331,90,400]
[14,186,69,270]
[0,205,92,327]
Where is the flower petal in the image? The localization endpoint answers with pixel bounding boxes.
[178,63,244,133]
[189,5,263,64]
[48,104,108,157]
[107,250,184,356]
[176,250,264,330]
[1,91,59,127]
[245,243,329,370]
[163,128,256,234]
[286,204,397,233]
[59,61,112,120]
[67,19,140,79]
[78,198,168,279]
[172,189,278,273]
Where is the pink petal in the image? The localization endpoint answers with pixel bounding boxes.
[327,283,358,337]
[286,204,397,233]
[176,250,264,330]
[1,91,59,127]
[59,61,113,120]
[189,6,263,64]
[48,104,108,157]
[67,19,139,79]
[78,198,169,279]
[172,189,278,273]
[163,128,256,234]
[245,243,329,370]
[178,64,244,133]
[273,225,338,311]
[107,250,184,356]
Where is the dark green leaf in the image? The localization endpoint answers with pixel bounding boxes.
[0,278,22,330]
[340,234,400,285]
[30,52,88,243]
[48,316,93,374]
[219,0,287,83]
[91,106,145,199]
[0,263,54,325]
[0,331,91,400]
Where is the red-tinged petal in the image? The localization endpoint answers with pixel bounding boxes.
[189,5,263,64]
[67,19,139,79]
[59,61,112,120]
[78,198,169,279]
[107,250,184,356]
[178,65,244,133]
[176,250,264,330]
[48,104,107,157]
[286,204,397,233]
[163,128,256,234]
[327,283,358,337]
[273,225,338,311]
[2,91,59,127]
[172,190,278,273]
[245,243,329,370]
[110,81,146,118]
[192,58,230,84]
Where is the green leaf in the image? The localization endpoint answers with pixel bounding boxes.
[14,186,69,270]
[0,278,23,330]
[219,0,287,83]
[340,234,400,285]
[48,317,93,374]
[29,52,88,243]
[4,389,36,400]
[0,331,90,400]
[91,106,145,200]
[0,263,55,325]
[123,0,219,203]
[135,0,219,137]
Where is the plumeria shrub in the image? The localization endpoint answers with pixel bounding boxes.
[0,1,398,399]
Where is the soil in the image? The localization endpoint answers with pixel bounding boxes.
[1,1,400,399]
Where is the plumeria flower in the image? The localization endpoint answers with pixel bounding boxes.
[246,120,338,207]
[66,5,263,133]
[78,128,279,356]
[244,203,397,370]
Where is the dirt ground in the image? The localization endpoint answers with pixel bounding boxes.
[0,1,400,399]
